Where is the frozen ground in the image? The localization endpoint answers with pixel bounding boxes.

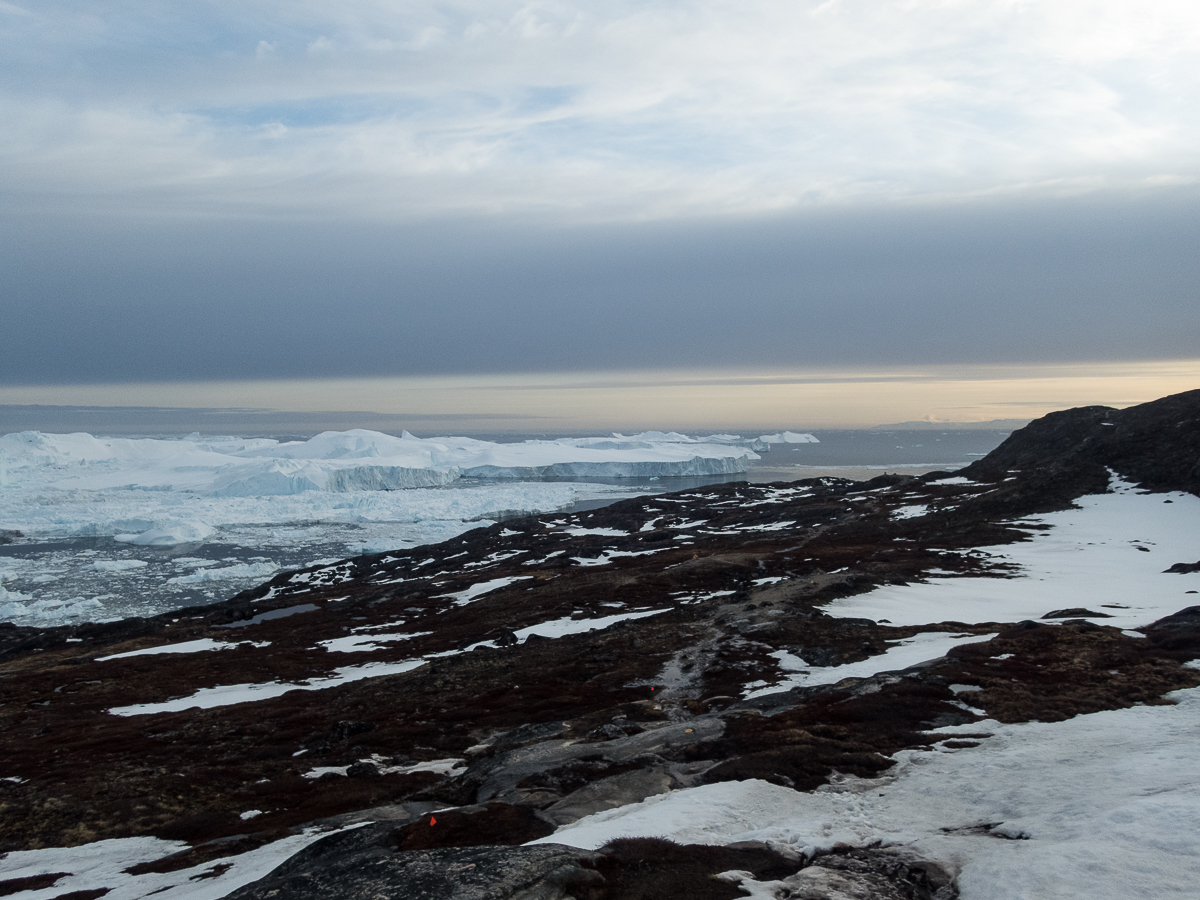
[0,428,774,624]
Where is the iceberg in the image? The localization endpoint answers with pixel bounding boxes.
[0,427,759,623]
[114,520,215,546]
[758,431,819,444]
[0,428,757,498]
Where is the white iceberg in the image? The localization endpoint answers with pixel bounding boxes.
[0,428,756,498]
[114,520,215,546]
[0,427,757,623]
[758,431,819,444]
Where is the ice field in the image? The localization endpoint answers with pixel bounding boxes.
[0,429,770,623]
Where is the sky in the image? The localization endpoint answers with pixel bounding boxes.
[2,1,1199,429]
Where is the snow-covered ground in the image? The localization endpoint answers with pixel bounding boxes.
[830,477,1200,631]
[526,478,1200,898]
[535,683,1200,899]
[5,455,1199,899]
[0,428,771,624]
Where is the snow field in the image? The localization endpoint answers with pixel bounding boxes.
[822,479,1200,631]
[536,686,1200,899]
[96,638,254,661]
[106,605,669,716]
[107,660,428,716]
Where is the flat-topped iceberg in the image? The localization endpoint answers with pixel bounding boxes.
[0,429,758,497]
[758,431,820,444]
[0,427,760,622]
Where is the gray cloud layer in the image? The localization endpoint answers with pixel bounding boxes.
[4,193,1198,385]
[3,2,1198,388]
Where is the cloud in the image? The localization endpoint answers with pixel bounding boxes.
[2,190,1198,386]
[1,1,1198,221]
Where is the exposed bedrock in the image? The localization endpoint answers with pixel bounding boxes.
[226,827,952,900]
[2,391,1200,898]
[960,388,1200,497]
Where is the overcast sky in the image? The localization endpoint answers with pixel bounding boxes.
[2,1,1198,424]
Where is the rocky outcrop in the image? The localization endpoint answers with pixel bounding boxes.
[226,828,950,900]
[2,391,1199,898]
[960,388,1200,496]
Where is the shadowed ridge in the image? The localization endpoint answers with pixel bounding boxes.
[959,389,1200,496]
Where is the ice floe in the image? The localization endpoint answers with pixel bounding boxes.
[85,559,149,572]
[166,561,280,584]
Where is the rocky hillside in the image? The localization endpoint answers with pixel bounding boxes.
[1,391,1199,900]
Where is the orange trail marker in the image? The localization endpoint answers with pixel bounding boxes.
[430,817,437,826]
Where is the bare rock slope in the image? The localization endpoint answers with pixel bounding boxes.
[2,390,1199,899]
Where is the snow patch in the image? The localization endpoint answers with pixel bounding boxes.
[97,638,261,661]
[108,659,426,716]
[822,481,1200,630]
[745,631,996,699]
[439,576,533,606]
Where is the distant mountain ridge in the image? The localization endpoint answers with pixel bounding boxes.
[870,418,1031,430]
